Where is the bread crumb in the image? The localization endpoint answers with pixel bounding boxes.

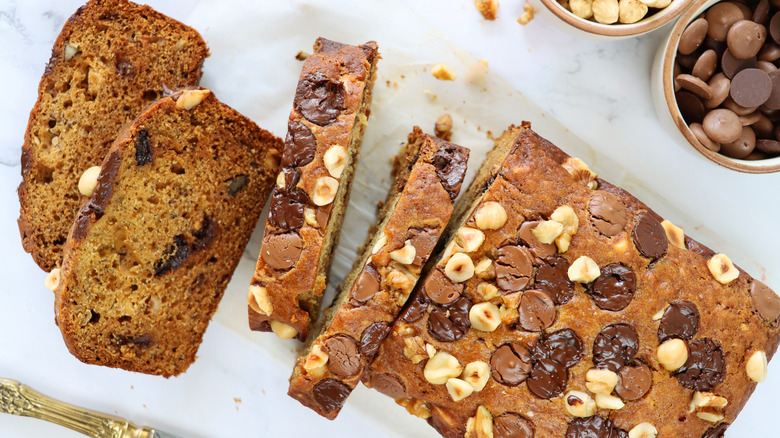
[518,3,535,25]
[234,397,242,411]
[432,64,457,81]
[475,0,499,20]
[435,114,454,141]
[295,50,309,61]
[479,59,489,68]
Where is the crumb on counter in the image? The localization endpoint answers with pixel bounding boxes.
[435,114,453,141]
[475,0,499,20]
[518,2,535,25]
[432,64,457,81]
[295,50,309,61]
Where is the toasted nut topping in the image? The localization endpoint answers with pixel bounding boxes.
[396,397,432,419]
[568,256,600,283]
[390,240,417,265]
[446,378,474,401]
[661,220,686,250]
[518,2,535,25]
[595,393,625,410]
[746,350,768,383]
[372,233,388,255]
[78,166,101,197]
[432,63,457,81]
[303,344,329,372]
[304,208,318,227]
[562,157,598,189]
[628,422,658,438]
[323,145,348,178]
[64,43,79,60]
[248,285,273,315]
[175,89,210,110]
[657,338,689,371]
[424,351,462,385]
[276,172,286,188]
[474,201,508,230]
[44,268,61,292]
[462,361,491,392]
[435,113,453,140]
[445,253,475,283]
[564,390,596,417]
[707,254,739,284]
[532,220,564,244]
[312,176,339,206]
[474,258,495,280]
[475,0,499,20]
[551,205,579,253]
[457,227,485,253]
[474,282,500,302]
[473,405,494,438]
[269,321,298,340]
[469,302,501,332]
[404,336,429,364]
[585,368,619,395]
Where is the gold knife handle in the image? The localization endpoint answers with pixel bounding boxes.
[0,378,154,438]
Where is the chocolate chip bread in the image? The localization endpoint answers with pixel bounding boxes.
[287,128,469,419]
[364,123,780,437]
[17,0,209,272]
[54,89,281,377]
[247,38,379,341]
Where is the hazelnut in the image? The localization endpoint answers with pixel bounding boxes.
[426,343,437,358]
[474,282,500,302]
[44,268,61,292]
[323,145,348,178]
[64,42,79,60]
[424,351,462,385]
[501,291,522,309]
[661,220,686,250]
[474,0,499,20]
[628,423,658,438]
[457,227,485,253]
[474,201,508,230]
[462,361,491,392]
[618,0,648,24]
[469,302,501,332]
[595,393,625,410]
[499,303,519,324]
[707,254,739,285]
[470,405,494,438]
[445,253,475,283]
[439,240,462,266]
[570,0,594,19]
[532,220,564,244]
[446,378,474,401]
[303,344,329,372]
[312,176,339,206]
[689,391,727,422]
[517,3,535,25]
[304,208,318,227]
[568,256,600,283]
[78,166,102,197]
[696,412,725,423]
[372,233,388,255]
[435,113,453,140]
[746,350,768,383]
[651,306,667,321]
[657,338,689,371]
[592,0,619,24]
[269,321,298,340]
[276,172,286,188]
[396,397,432,419]
[585,368,619,395]
[248,285,273,315]
[404,336,429,364]
[640,0,671,7]
[432,63,457,81]
[390,240,417,265]
[564,390,596,417]
[175,89,210,110]
[474,258,495,280]
[562,157,598,189]
[550,205,579,253]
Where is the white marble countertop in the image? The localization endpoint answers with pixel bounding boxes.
[1,0,778,437]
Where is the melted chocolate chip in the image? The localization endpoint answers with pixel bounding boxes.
[268,186,309,232]
[588,264,636,312]
[432,144,468,200]
[518,221,556,259]
[135,129,153,166]
[369,373,406,399]
[192,215,216,251]
[632,213,668,259]
[527,358,567,399]
[496,244,534,292]
[154,235,190,276]
[565,416,624,438]
[294,72,345,126]
[427,296,471,342]
[658,301,700,342]
[400,290,428,323]
[282,121,317,168]
[589,192,628,237]
[615,362,653,401]
[518,290,556,332]
[312,379,351,414]
[701,424,729,438]
[408,228,438,267]
[592,324,639,373]
[675,338,726,391]
[324,335,361,378]
[352,263,381,304]
[534,256,574,305]
[493,413,535,438]
[360,322,390,358]
[491,343,532,386]
[261,232,304,270]
[751,280,780,322]
[533,328,584,369]
[423,269,463,305]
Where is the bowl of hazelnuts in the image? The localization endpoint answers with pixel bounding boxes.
[535,0,692,38]
[652,0,780,172]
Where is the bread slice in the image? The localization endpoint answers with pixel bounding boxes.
[18,0,209,272]
[247,38,379,340]
[54,89,282,377]
[287,128,469,419]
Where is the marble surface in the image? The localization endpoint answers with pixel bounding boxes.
[0,0,778,437]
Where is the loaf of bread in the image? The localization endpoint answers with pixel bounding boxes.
[54,89,281,377]
[18,0,209,272]
[248,38,379,341]
[365,123,780,438]
[287,128,469,419]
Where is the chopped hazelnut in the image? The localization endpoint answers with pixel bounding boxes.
[562,157,598,189]
[323,145,348,178]
[44,268,61,292]
[474,258,495,280]
[446,378,474,401]
[474,282,500,302]
[404,336,429,364]
[689,391,728,422]
[372,233,388,255]
[462,361,491,392]
[746,350,768,383]
[439,240,462,266]
[396,397,431,419]
[303,344,329,373]
[445,253,475,283]
[470,405,494,438]
[707,253,739,284]
[304,208,318,227]
[295,50,309,61]
[435,113,454,141]
[595,393,625,410]
[175,89,210,110]
[474,201,508,230]
[564,390,596,417]
[628,422,658,438]
[424,351,462,385]
[550,205,579,253]
[457,227,486,253]
[64,43,79,60]
[312,176,339,206]
[432,64,457,81]
[469,302,501,332]
[661,220,686,249]
[657,338,689,371]
[78,166,101,197]
[517,2,535,25]
[269,321,298,340]
[585,368,619,395]
[390,240,417,265]
[532,220,564,244]
[248,285,273,315]
[276,172,286,188]
[568,256,600,283]
[474,0,499,20]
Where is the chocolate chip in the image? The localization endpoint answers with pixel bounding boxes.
[721,125,757,158]
[282,121,317,168]
[731,68,772,107]
[771,12,780,45]
[679,18,709,55]
[758,138,780,154]
[294,72,345,126]
[565,416,624,438]
[675,338,726,391]
[587,263,636,312]
[755,0,770,25]
[702,424,729,438]
[707,3,746,42]
[632,212,668,260]
[324,335,361,378]
[491,343,533,386]
[751,280,780,322]
[527,358,567,399]
[312,379,350,414]
[496,244,534,292]
[677,74,713,100]
[615,362,653,401]
[135,129,153,166]
[408,228,438,267]
[693,50,718,81]
[762,70,780,110]
[592,324,639,373]
[352,263,381,304]
[703,108,743,144]
[268,186,309,232]
[658,300,700,342]
[423,269,463,305]
[533,328,584,369]
[534,256,574,305]
[727,21,767,60]
[261,232,303,270]
[400,290,428,323]
[722,50,757,79]
[154,235,190,276]
[427,296,471,342]
[493,413,535,438]
[518,221,556,259]
[111,333,153,347]
[589,192,628,237]
[227,175,248,195]
[518,290,555,332]
[369,373,405,399]
[432,144,468,200]
[360,322,390,358]
[677,90,707,124]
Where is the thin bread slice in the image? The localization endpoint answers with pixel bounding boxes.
[18,0,209,271]
[248,38,379,340]
[54,89,281,377]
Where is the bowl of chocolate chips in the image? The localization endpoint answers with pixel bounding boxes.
[653,0,780,172]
